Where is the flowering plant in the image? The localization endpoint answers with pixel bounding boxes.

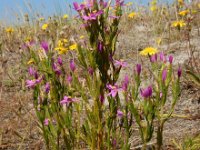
[25,0,182,149]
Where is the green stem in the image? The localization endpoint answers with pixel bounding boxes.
[157,121,164,150]
[142,142,147,150]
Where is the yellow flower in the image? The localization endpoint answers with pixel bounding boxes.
[42,23,48,30]
[5,27,14,33]
[150,5,157,12]
[63,14,68,19]
[192,10,197,14]
[63,39,68,43]
[151,0,157,5]
[140,47,158,56]
[55,47,68,54]
[27,58,34,65]
[39,17,45,21]
[198,3,200,8]
[172,20,186,28]
[178,0,184,5]
[127,2,133,6]
[58,39,68,47]
[58,40,64,47]
[128,12,137,19]
[69,44,77,50]
[178,10,189,16]
[25,36,32,43]
[80,35,84,39]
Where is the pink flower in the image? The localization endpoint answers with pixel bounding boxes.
[150,54,158,62]
[57,56,63,66]
[82,10,104,21]
[98,41,103,52]
[140,85,153,98]
[117,109,123,117]
[160,92,163,98]
[136,64,141,75]
[45,82,50,93]
[99,94,105,104]
[168,55,173,64]
[44,118,49,126]
[52,63,61,75]
[70,60,76,72]
[107,84,122,97]
[162,68,167,82]
[88,67,94,75]
[73,2,85,11]
[28,67,36,76]
[26,77,42,88]
[60,96,77,105]
[115,0,125,6]
[26,80,36,88]
[109,15,120,19]
[114,60,127,68]
[177,66,182,78]
[159,52,166,62]
[122,75,129,91]
[67,75,73,84]
[41,41,49,53]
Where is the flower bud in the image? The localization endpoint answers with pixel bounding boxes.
[41,41,49,53]
[136,64,141,75]
[45,82,50,93]
[98,41,103,52]
[70,59,76,72]
[57,56,63,66]
[168,55,173,64]
[162,68,167,82]
[140,85,153,98]
[150,54,157,62]
[177,66,182,78]
[117,109,123,118]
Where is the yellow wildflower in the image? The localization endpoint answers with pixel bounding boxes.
[140,47,158,56]
[39,17,45,21]
[63,39,68,43]
[25,36,32,43]
[42,23,48,30]
[151,0,157,5]
[150,5,157,12]
[172,20,186,28]
[58,40,64,47]
[55,47,68,54]
[69,44,77,50]
[27,58,34,65]
[58,39,68,47]
[127,2,133,6]
[5,27,14,33]
[192,10,197,14]
[178,10,189,16]
[63,14,68,19]
[128,12,137,19]
[178,0,184,5]
[80,35,84,39]
[198,3,200,8]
